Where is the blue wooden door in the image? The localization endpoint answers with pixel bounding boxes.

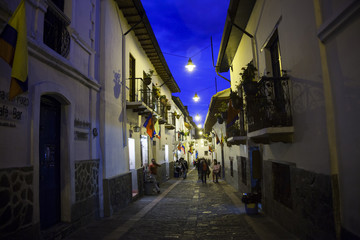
[39,96,61,229]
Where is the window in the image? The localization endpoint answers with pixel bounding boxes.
[265,30,282,78]
[272,162,292,208]
[265,30,286,114]
[230,157,234,177]
[43,0,70,57]
[129,54,136,101]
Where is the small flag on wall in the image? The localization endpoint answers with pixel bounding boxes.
[0,0,28,100]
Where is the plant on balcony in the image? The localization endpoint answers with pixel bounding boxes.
[160,95,167,104]
[215,113,224,124]
[240,62,258,95]
[152,85,160,99]
[215,101,229,124]
[226,119,241,137]
[144,69,154,85]
[166,102,171,110]
[174,111,181,119]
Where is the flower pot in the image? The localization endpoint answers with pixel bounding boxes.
[144,77,152,85]
[217,116,224,124]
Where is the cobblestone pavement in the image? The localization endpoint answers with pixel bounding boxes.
[65,169,298,240]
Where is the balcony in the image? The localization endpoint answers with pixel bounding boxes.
[126,79,157,116]
[43,1,70,58]
[165,112,176,130]
[226,108,247,145]
[158,101,168,124]
[245,76,293,143]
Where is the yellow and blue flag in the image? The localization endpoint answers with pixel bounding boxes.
[154,118,161,139]
[0,0,28,100]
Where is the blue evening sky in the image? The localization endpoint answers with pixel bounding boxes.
[142,0,230,127]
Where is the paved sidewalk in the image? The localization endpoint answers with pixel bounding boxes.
[65,168,298,240]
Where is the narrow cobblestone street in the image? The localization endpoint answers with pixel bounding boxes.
[65,168,297,240]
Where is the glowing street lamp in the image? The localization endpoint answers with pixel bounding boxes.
[195,114,201,122]
[185,58,196,72]
[193,92,200,102]
[197,123,202,128]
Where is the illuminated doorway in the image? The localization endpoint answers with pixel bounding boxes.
[129,138,138,197]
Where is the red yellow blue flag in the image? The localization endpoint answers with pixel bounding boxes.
[0,0,28,100]
[188,146,193,154]
[143,113,154,139]
[181,144,185,153]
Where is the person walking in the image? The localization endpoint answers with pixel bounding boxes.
[212,159,221,183]
[200,158,209,183]
[149,158,161,193]
[180,158,188,179]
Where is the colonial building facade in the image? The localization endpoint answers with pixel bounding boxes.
[0,0,189,238]
[206,0,360,239]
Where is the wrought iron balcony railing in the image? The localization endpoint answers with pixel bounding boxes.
[246,76,292,133]
[43,1,70,57]
[165,112,176,127]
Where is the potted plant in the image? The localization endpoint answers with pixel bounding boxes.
[241,192,261,215]
[215,113,224,124]
[160,95,167,104]
[144,69,154,85]
[152,85,160,99]
[174,112,181,119]
[166,102,171,110]
[218,101,228,120]
[240,62,258,95]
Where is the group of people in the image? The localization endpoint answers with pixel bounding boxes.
[143,157,222,195]
[174,158,188,179]
[195,158,221,184]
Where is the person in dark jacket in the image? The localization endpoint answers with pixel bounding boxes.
[199,158,209,183]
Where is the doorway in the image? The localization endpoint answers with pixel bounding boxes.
[249,147,262,194]
[140,135,148,166]
[129,138,138,197]
[165,144,169,178]
[39,95,61,229]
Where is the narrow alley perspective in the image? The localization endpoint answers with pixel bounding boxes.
[64,168,297,240]
[1,0,360,239]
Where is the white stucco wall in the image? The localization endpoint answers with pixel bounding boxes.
[230,0,331,175]
[320,0,360,235]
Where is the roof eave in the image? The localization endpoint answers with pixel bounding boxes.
[116,0,181,93]
[216,0,256,73]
